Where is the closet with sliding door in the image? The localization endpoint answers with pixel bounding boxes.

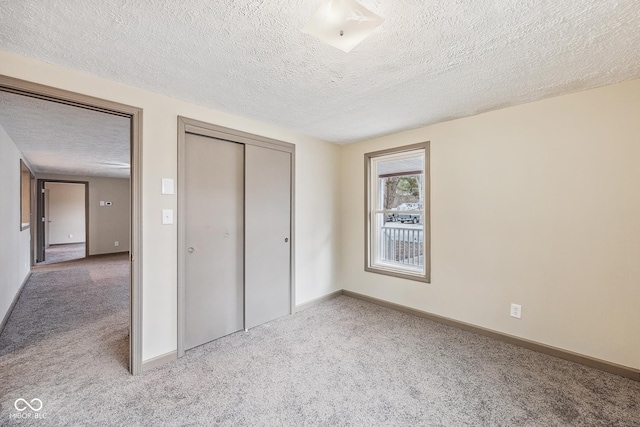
[177,117,294,355]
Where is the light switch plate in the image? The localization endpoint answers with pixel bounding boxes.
[162,178,175,195]
[510,303,522,319]
[162,209,174,225]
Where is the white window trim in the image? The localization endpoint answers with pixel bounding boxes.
[364,141,430,283]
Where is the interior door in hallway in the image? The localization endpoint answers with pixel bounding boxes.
[184,134,244,351]
[245,144,292,329]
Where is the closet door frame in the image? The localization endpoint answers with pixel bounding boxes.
[177,116,295,358]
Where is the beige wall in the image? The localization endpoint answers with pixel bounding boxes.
[40,174,131,255]
[45,182,86,245]
[295,141,342,304]
[341,79,640,370]
[0,124,32,327]
[0,50,343,361]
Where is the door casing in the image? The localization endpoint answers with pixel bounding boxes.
[36,179,89,263]
[177,116,296,357]
[0,74,143,375]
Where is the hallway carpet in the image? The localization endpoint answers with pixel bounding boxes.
[1,260,639,425]
[37,243,86,265]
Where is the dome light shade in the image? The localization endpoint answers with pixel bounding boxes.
[302,0,385,53]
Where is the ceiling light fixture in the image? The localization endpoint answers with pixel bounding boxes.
[302,0,385,53]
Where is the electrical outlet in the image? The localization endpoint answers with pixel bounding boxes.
[510,303,522,319]
[69,234,73,239]
[114,241,119,247]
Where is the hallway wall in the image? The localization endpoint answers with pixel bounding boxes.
[0,124,32,330]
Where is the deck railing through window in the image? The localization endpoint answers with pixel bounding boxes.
[379,225,423,267]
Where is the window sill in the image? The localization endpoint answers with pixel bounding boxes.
[365,265,430,283]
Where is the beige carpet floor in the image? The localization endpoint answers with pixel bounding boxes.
[1,254,639,426]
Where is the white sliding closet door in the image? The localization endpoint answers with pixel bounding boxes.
[245,144,292,329]
[183,134,244,350]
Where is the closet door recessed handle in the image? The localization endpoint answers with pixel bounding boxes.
[284,238,289,243]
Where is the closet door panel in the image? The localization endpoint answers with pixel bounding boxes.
[245,145,291,329]
[184,134,244,350]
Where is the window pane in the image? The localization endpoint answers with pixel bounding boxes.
[380,175,423,210]
[20,160,31,230]
[375,213,424,269]
[376,156,424,211]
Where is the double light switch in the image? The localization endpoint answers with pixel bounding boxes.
[162,178,175,225]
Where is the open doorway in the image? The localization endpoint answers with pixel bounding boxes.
[0,75,142,374]
[36,180,88,265]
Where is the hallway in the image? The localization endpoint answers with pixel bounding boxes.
[0,253,129,375]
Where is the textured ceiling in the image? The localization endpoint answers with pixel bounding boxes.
[0,91,130,178]
[1,1,639,144]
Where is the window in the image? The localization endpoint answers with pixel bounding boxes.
[365,142,430,282]
[20,160,32,231]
